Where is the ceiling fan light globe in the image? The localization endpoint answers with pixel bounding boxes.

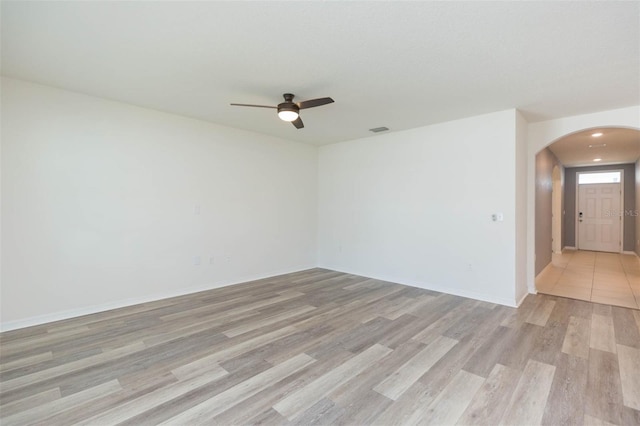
[278,110,299,122]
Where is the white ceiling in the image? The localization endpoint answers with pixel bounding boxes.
[1,1,638,146]
[548,128,640,168]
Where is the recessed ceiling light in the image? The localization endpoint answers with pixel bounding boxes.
[593,158,602,162]
[588,143,607,148]
[591,132,603,137]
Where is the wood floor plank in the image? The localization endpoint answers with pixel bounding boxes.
[525,299,556,327]
[406,369,484,425]
[0,269,637,425]
[633,310,640,334]
[273,344,392,420]
[541,352,589,425]
[529,316,568,366]
[381,295,435,320]
[592,303,613,317]
[443,305,495,341]
[497,322,544,371]
[373,335,458,400]
[211,350,355,426]
[222,305,316,338]
[622,406,640,425]
[0,342,144,393]
[373,379,432,426]
[0,387,61,418]
[616,344,640,410]
[411,298,478,344]
[334,390,393,425]
[375,333,484,426]
[171,359,228,382]
[590,313,617,354]
[161,353,316,424]
[328,339,423,407]
[612,307,640,348]
[290,397,345,426]
[36,373,178,426]
[499,359,556,426]
[585,348,625,424]
[456,363,521,425]
[1,379,121,426]
[462,325,517,378]
[0,351,53,372]
[501,294,537,329]
[562,315,591,359]
[583,413,618,425]
[329,314,416,355]
[75,367,228,425]
[167,325,296,377]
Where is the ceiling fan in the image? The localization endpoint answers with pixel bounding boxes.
[230,93,334,129]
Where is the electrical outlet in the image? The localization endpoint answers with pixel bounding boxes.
[193,256,201,266]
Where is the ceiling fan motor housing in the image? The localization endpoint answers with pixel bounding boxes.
[277,103,299,114]
[278,93,299,116]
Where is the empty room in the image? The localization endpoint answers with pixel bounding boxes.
[1,1,639,425]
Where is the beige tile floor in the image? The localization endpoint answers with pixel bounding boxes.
[536,249,640,309]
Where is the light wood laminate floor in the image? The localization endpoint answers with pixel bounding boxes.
[1,268,639,425]
[537,250,640,309]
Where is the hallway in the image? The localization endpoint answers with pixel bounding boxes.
[536,250,640,309]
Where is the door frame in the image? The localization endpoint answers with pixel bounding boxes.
[575,168,624,252]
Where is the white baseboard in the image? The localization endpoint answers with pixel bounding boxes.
[0,265,316,332]
[317,265,519,308]
[622,251,639,257]
[517,291,531,307]
[564,246,577,251]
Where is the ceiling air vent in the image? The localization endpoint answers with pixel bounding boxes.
[369,127,389,133]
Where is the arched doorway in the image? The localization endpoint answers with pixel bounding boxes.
[532,126,640,309]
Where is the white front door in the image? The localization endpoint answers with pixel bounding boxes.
[577,183,621,252]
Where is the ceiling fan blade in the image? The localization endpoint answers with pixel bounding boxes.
[292,117,304,129]
[297,97,334,109]
[230,103,276,109]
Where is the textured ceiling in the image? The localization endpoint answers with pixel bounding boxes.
[1,1,638,145]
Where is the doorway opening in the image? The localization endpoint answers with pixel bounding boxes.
[534,127,640,309]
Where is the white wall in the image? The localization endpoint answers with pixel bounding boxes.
[1,78,318,330]
[526,106,640,292]
[515,111,528,305]
[636,159,640,256]
[318,110,520,306]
